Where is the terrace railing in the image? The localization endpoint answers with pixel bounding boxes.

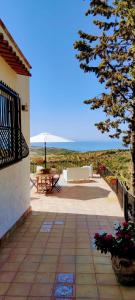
[97,163,135,222]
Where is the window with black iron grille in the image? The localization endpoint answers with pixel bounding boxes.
[0,81,29,169]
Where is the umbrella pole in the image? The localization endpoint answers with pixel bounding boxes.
[44,142,47,169]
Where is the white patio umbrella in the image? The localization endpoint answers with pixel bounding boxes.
[30,132,73,168]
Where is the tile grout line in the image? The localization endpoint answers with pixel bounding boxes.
[86,214,100,300]
[53,213,76,299]
[51,212,65,299]
[26,212,56,298]
[3,214,36,297]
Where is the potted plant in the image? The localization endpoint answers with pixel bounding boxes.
[105,175,118,185]
[40,168,51,174]
[94,221,135,286]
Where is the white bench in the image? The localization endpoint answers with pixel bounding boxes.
[82,165,93,177]
[63,166,92,182]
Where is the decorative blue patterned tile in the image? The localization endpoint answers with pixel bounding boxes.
[40,224,52,232]
[54,221,65,225]
[54,285,73,297]
[56,298,71,300]
[43,221,53,225]
[56,273,74,284]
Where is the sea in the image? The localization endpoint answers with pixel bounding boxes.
[31,140,129,153]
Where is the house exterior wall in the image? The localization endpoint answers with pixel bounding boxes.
[0,55,30,238]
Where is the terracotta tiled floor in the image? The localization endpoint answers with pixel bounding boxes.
[0,176,135,298]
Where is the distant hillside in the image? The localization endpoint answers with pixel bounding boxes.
[30,146,76,156]
[30,147,131,189]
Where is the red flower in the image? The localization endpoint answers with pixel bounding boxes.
[94,233,100,238]
[107,234,113,239]
[122,221,128,227]
[106,234,113,240]
[94,221,135,259]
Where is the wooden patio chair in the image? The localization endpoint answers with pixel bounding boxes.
[36,175,53,194]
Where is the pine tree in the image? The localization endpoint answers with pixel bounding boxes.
[74,0,135,194]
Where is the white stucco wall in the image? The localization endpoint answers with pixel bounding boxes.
[0,54,30,238]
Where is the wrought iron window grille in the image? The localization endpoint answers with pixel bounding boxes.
[0,81,29,170]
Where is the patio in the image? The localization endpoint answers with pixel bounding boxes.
[0,175,135,299]
[31,175,123,216]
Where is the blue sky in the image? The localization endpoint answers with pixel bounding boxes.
[1,0,110,141]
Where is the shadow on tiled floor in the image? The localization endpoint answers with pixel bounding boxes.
[49,185,110,200]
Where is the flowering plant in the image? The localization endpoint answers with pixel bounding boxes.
[105,176,117,183]
[94,221,135,260]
